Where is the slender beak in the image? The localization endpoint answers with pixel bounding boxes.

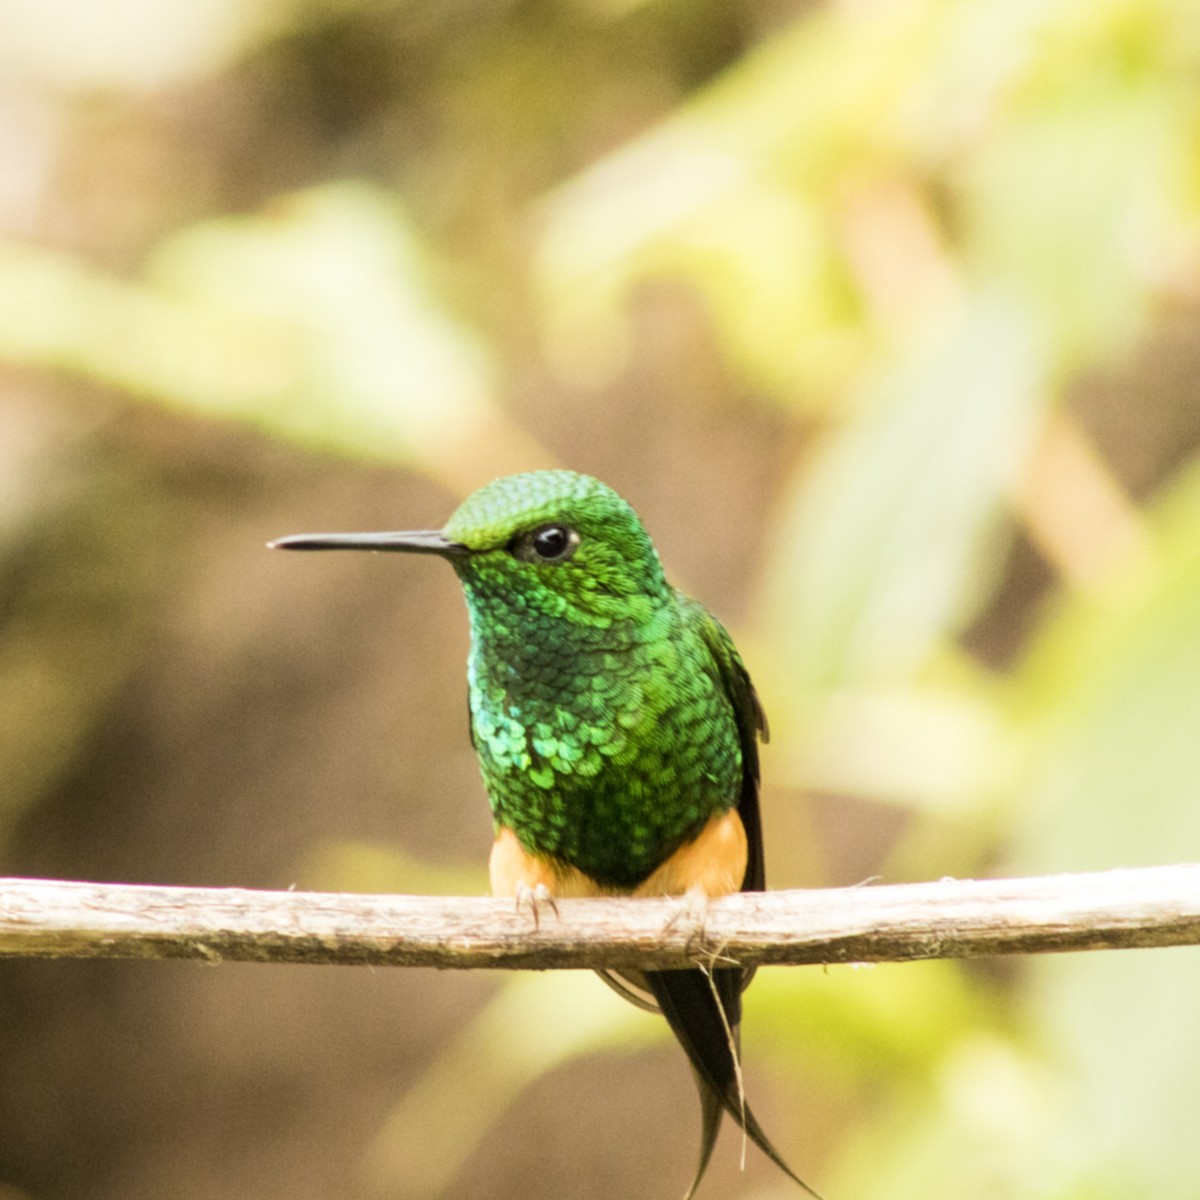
[268,529,469,558]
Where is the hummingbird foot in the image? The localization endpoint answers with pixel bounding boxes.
[661,885,714,957]
[514,881,559,930]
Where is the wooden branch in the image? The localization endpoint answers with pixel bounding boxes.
[3,865,1200,970]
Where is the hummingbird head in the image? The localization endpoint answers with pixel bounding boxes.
[445,471,669,624]
[271,470,670,626]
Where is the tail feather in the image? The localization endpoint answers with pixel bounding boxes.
[645,967,823,1200]
[681,1067,724,1200]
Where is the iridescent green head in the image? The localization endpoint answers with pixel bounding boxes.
[270,469,670,624]
[442,470,667,619]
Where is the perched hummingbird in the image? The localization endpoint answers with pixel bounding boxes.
[272,470,816,1199]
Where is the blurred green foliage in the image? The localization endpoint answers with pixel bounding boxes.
[2,1,1200,1198]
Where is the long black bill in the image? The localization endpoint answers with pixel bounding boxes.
[268,530,468,557]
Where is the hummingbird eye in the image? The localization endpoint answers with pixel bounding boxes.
[512,523,580,565]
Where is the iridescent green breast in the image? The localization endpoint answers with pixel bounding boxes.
[463,584,743,889]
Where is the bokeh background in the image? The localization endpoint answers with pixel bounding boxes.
[2,1,1200,1198]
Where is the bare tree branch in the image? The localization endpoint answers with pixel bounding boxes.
[2,865,1199,970]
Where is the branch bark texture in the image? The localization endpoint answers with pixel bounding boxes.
[2,865,1199,971]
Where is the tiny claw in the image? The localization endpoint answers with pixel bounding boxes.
[514,881,559,929]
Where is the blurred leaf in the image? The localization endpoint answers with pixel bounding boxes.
[0,184,550,492]
[777,676,1007,818]
[963,15,1188,370]
[759,300,1044,700]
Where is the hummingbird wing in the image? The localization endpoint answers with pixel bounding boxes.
[683,596,770,893]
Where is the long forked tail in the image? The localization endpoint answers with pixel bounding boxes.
[644,967,824,1200]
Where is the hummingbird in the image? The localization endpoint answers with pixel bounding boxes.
[271,470,817,1199]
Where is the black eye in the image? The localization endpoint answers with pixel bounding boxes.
[513,523,580,564]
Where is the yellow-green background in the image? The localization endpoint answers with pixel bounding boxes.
[2,2,1199,1197]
